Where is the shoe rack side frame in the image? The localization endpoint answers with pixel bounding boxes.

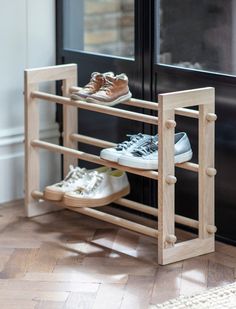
[24,64,217,265]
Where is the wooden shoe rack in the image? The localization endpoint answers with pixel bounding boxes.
[24,64,217,265]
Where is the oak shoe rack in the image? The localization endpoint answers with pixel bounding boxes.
[24,64,217,265]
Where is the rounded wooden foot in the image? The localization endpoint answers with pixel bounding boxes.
[166,234,177,244]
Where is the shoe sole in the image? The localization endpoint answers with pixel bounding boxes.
[63,185,130,208]
[71,94,87,101]
[100,151,120,162]
[118,150,193,170]
[86,91,132,107]
[44,188,64,201]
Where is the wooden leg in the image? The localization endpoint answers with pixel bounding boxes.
[158,95,176,265]
[62,74,78,177]
[24,64,78,217]
[24,74,58,217]
[198,89,216,246]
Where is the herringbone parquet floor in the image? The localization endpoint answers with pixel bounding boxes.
[0,200,235,309]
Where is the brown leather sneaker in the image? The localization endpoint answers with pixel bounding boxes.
[86,73,132,106]
[71,72,114,101]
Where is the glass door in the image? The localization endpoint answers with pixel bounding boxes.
[154,0,236,243]
[57,0,236,243]
[56,0,152,204]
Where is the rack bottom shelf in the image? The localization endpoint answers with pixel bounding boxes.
[32,191,159,239]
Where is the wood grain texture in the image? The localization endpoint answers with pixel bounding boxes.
[0,201,234,308]
[25,64,216,266]
[158,95,175,264]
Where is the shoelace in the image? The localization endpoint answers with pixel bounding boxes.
[99,78,114,94]
[85,75,103,90]
[56,165,86,187]
[132,137,158,157]
[74,172,104,196]
[116,133,145,151]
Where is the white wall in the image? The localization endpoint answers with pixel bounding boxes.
[0,0,60,203]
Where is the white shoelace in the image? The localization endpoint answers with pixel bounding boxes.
[73,172,104,196]
[132,136,158,157]
[56,165,87,188]
[99,78,114,94]
[116,133,145,151]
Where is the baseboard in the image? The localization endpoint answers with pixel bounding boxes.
[0,124,60,204]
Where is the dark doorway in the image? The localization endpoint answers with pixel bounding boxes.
[56,0,236,245]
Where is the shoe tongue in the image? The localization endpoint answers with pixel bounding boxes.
[91,72,103,80]
[105,75,115,82]
[104,72,114,77]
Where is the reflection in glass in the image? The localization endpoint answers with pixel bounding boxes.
[63,0,134,58]
[158,0,236,75]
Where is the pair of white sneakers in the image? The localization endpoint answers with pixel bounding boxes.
[44,166,130,208]
[100,132,193,170]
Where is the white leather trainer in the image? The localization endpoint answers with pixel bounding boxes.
[63,170,130,208]
[44,166,110,201]
[118,132,193,170]
[100,133,152,162]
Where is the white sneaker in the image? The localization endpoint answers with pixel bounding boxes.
[63,170,130,208]
[118,132,193,170]
[100,133,152,162]
[44,166,110,201]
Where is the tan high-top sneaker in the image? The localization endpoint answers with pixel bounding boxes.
[71,72,114,101]
[86,73,132,106]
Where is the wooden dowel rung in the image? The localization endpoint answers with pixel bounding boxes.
[115,197,199,229]
[69,86,159,110]
[31,190,159,238]
[31,190,199,229]
[174,214,199,229]
[31,140,159,180]
[115,198,158,216]
[176,162,199,173]
[70,133,116,149]
[175,107,199,119]
[70,207,159,238]
[31,91,158,125]
[70,134,199,173]
[69,87,199,119]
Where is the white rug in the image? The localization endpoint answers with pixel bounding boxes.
[150,282,236,309]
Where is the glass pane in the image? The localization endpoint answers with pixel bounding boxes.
[157,0,236,75]
[63,0,134,58]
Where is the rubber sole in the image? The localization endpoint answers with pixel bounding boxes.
[71,94,87,101]
[100,151,121,163]
[86,91,132,107]
[118,150,193,170]
[44,188,64,201]
[63,185,130,208]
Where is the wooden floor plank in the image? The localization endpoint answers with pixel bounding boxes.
[0,280,99,293]
[150,263,183,304]
[179,256,208,296]
[0,248,38,279]
[120,275,155,309]
[0,290,69,301]
[63,291,97,309]
[0,300,37,309]
[0,200,235,308]
[36,301,64,309]
[93,283,125,309]
[207,260,235,288]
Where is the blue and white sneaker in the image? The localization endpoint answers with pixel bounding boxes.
[100,133,152,162]
[118,132,193,170]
